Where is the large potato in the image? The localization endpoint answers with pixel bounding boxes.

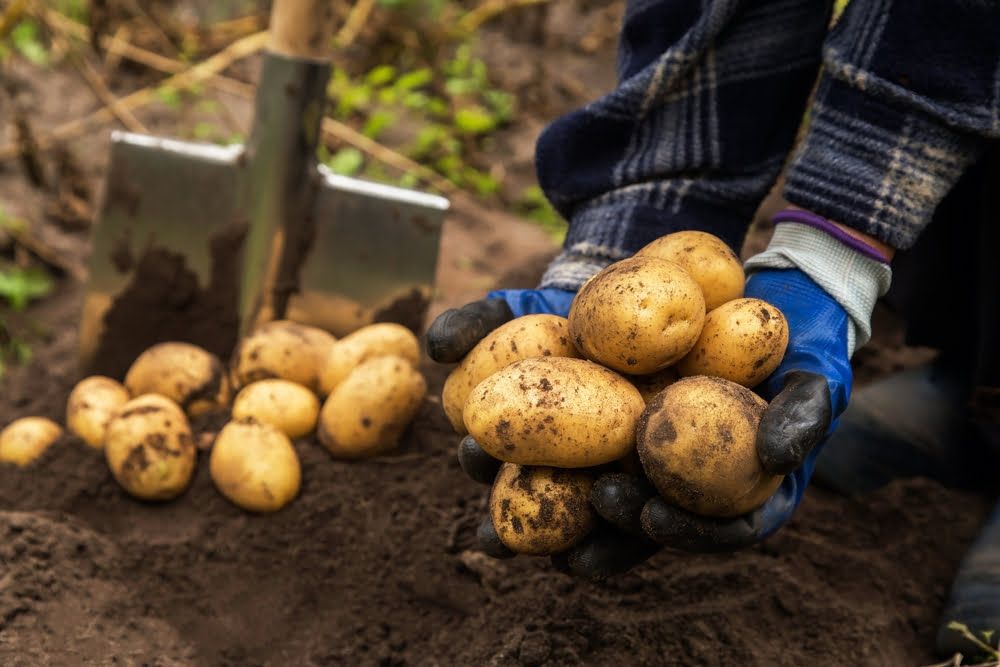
[105,394,196,501]
[637,376,780,517]
[231,379,319,439]
[464,357,645,467]
[442,314,580,435]
[210,418,301,512]
[636,231,745,310]
[124,342,229,416]
[231,320,336,394]
[677,298,789,387]
[0,417,62,466]
[489,463,595,555]
[318,355,427,459]
[568,256,705,374]
[319,323,419,395]
[66,376,130,449]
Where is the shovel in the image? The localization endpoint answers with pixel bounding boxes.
[79,0,449,378]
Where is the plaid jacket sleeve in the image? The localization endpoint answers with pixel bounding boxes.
[536,0,1000,291]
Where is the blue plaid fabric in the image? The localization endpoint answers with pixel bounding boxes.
[536,0,1000,290]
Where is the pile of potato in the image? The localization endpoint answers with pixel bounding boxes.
[0,320,426,513]
[444,231,790,556]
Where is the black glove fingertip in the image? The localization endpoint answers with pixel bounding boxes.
[554,523,660,581]
[757,370,832,475]
[457,435,502,485]
[590,473,656,537]
[426,299,514,363]
[641,496,760,553]
[476,515,516,559]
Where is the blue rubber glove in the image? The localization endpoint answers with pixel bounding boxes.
[486,288,576,319]
[588,268,853,556]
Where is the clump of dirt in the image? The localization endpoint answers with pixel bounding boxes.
[0,308,990,665]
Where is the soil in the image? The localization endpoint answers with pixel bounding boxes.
[0,4,994,665]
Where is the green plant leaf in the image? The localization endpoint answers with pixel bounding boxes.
[11,21,48,65]
[0,267,53,311]
[327,148,364,176]
[454,106,496,135]
[366,65,397,87]
[362,110,396,139]
[395,68,432,92]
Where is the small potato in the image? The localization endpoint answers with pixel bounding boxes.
[676,298,789,387]
[637,231,745,310]
[637,376,780,517]
[0,417,62,466]
[232,379,320,439]
[442,314,580,435]
[105,394,196,501]
[319,323,419,395]
[231,320,337,394]
[568,255,705,374]
[66,376,130,449]
[210,418,301,512]
[628,368,679,404]
[318,355,427,459]
[464,357,645,468]
[489,463,595,555]
[124,342,229,416]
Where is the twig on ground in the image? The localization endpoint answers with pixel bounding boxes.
[455,0,549,34]
[74,57,147,133]
[0,0,29,39]
[335,0,376,48]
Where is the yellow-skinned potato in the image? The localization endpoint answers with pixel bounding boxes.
[568,256,705,374]
[66,376,130,449]
[637,376,780,517]
[231,320,336,394]
[319,323,419,395]
[0,417,62,466]
[124,342,229,417]
[104,394,196,501]
[628,367,679,404]
[489,463,595,555]
[677,298,789,387]
[464,357,645,467]
[318,355,427,459]
[210,418,301,512]
[636,230,745,310]
[442,314,580,434]
[231,379,320,439]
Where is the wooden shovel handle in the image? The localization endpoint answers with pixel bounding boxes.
[268,0,337,61]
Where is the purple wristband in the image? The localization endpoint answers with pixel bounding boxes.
[772,209,890,264]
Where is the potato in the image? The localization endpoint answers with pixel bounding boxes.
[318,355,427,459]
[442,314,580,435]
[319,323,419,395]
[676,298,789,387]
[210,418,301,512]
[104,394,196,501]
[489,463,595,555]
[637,376,781,517]
[66,376,130,449]
[0,417,62,466]
[463,357,645,468]
[124,342,229,417]
[568,255,705,374]
[636,230,745,310]
[628,368,679,404]
[231,379,320,439]
[231,320,337,394]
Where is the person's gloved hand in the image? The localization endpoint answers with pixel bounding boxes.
[575,268,852,573]
[425,288,576,363]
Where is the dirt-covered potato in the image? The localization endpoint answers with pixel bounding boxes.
[319,323,419,395]
[636,230,745,310]
[628,368,679,404]
[637,376,781,517]
[677,298,789,387]
[0,417,62,466]
[124,342,229,417]
[210,418,301,512]
[231,320,337,394]
[66,376,130,449]
[231,379,319,439]
[489,463,595,555]
[442,314,580,434]
[568,256,705,374]
[319,355,427,459]
[104,394,196,501]
[464,357,645,467]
